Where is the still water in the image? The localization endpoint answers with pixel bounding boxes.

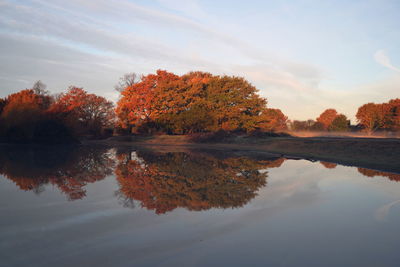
[1,145,400,267]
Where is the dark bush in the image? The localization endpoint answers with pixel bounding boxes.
[33,119,79,144]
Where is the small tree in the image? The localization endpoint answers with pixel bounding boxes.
[316,109,338,130]
[328,114,350,132]
[50,87,115,137]
[115,73,140,92]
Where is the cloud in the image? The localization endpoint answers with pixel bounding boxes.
[374,49,400,73]
[157,0,207,19]
[4,0,394,124]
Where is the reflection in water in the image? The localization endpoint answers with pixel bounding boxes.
[319,161,337,169]
[115,150,285,214]
[357,168,400,182]
[0,146,115,200]
[3,147,400,267]
[1,145,400,214]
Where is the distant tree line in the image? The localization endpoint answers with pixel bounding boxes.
[1,70,399,143]
[289,99,400,134]
[289,108,351,132]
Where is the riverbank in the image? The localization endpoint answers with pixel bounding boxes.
[86,135,400,174]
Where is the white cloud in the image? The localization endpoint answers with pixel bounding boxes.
[374,49,400,73]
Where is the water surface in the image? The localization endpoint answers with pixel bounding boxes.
[1,145,400,266]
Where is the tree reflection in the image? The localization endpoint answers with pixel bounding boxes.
[0,146,115,200]
[115,150,284,214]
[320,161,337,169]
[357,168,400,182]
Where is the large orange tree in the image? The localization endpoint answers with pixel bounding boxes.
[116,70,286,134]
[356,103,387,133]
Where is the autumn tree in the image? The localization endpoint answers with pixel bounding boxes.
[49,87,115,137]
[316,109,338,130]
[116,70,179,132]
[116,70,277,134]
[387,99,400,130]
[355,99,400,132]
[0,89,52,142]
[259,108,288,131]
[356,103,386,133]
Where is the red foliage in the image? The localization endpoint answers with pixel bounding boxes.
[316,109,338,130]
[49,87,114,137]
[116,70,286,134]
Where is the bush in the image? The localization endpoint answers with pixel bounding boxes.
[33,119,79,144]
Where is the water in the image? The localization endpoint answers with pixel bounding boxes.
[1,145,400,267]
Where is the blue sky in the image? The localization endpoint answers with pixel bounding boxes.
[0,0,399,121]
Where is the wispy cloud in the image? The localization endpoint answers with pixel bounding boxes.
[1,0,399,121]
[374,50,400,73]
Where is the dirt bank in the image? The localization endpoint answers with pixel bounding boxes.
[87,135,400,173]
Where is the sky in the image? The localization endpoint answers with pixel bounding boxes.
[0,0,399,122]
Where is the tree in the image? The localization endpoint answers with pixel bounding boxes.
[356,103,386,133]
[387,99,400,130]
[290,120,309,131]
[115,73,140,92]
[32,80,48,95]
[0,89,51,141]
[259,108,288,131]
[0,98,7,116]
[49,87,115,137]
[316,109,338,130]
[328,114,350,132]
[116,70,180,132]
[116,70,275,134]
[205,75,267,132]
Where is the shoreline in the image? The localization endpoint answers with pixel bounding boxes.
[86,135,400,174]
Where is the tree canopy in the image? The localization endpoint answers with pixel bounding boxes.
[116,70,287,134]
[0,83,114,143]
[356,99,400,133]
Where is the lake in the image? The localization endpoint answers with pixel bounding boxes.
[1,145,400,267]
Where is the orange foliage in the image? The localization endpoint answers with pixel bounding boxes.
[356,99,400,132]
[116,70,285,134]
[387,99,400,130]
[49,87,114,137]
[0,84,115,142]
[316,109,338,130]
[259,108,288,131]
[1,89,49,122]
